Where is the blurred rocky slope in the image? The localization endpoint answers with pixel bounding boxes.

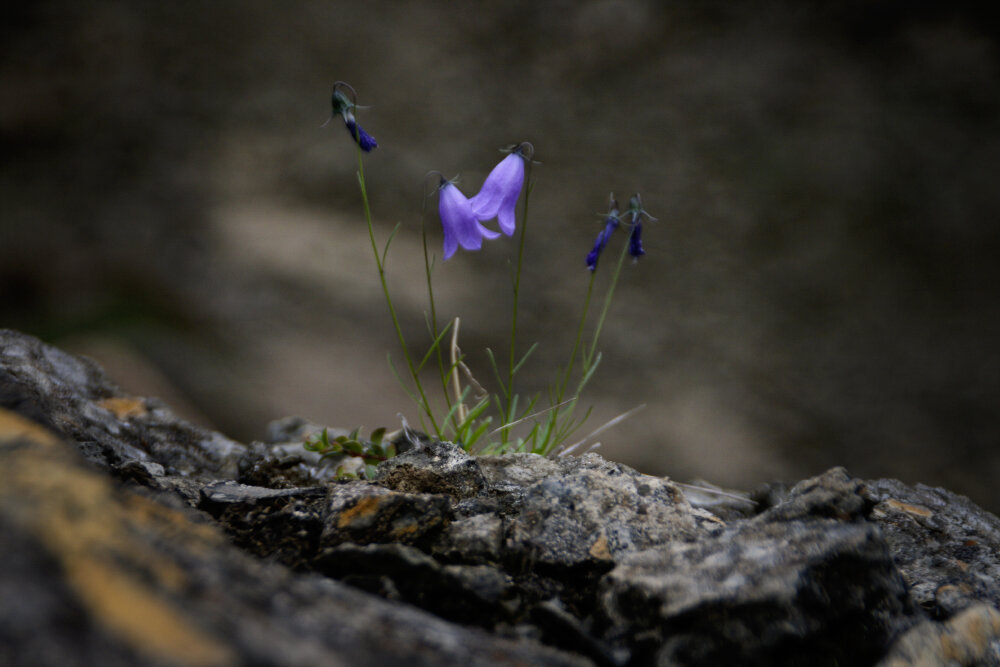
[2,1,999,508]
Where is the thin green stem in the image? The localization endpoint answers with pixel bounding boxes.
[501,170,533,443]
[420,203,453,421]
[532,269,597,456]
[557,270,597,401]
[356,146,441,435]
[583,225,632,372]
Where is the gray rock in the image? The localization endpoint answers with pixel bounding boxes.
[375,437,490,499]
[8,329,1000,666]
[877,603,1000,667]
[598,518,915,666]
[479,452,562,506]
[321,482,452,549]
[201,480,326,504]
[0,405,590,667]
[757,466,868,523]
[864,477,1000,617]
[0,328,243,478]
[433,512,505,564]
[503,454,702,570]
[314,542,520,627]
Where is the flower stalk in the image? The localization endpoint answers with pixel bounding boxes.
[324,82,650,460]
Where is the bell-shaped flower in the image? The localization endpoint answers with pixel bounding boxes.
[469,143,531,236]
[439,179,501,260]
[585,197,621,272]
[326,82,378,152]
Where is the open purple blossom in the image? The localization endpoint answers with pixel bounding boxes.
[585,197,621,271]
[438,178,501,260]
[326,82,378,152]
[469,143,532,236]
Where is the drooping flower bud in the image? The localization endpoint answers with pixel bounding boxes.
[586,196,621,271]
[625,194,654,261]
[326,82,378,152]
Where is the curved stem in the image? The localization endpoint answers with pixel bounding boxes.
[356,146,441,435]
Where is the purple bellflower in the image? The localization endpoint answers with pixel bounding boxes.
[326,82,378,152]
[585,196,621,271]
[469,143,532,236]
[439,178,501,260]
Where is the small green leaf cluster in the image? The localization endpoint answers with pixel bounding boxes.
[303,426,394,480]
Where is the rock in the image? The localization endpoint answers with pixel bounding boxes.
[756,466,868,523]
[321,483,452,549]
[479,452,562,506]
[502,454,702,571]
[597,519,915,665]
[864,478,1000,617]
[0,328,243,478]
[6,328,1000,666]
[433,512,505,564]
[313,542,519,628]
[0,406,589,667]
[877,603,1000,667]
[199,481,328,568]
[374,437,490,499]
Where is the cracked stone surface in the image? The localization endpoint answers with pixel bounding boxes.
[5,329,1000,666]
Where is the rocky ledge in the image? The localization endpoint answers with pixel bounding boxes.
[2,328,1000,666]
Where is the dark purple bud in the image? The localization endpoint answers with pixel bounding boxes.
[624,193,653,261]
[628,221,645,259]
[327,82,378,151]
[344,115,378,152]
[585,212,620,271]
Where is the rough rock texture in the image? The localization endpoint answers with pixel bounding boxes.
[4,328,1000,666]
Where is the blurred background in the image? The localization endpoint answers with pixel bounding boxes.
[3,1,1000,508]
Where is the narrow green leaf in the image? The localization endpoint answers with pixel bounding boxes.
[484,348,506,395]
[463,394,491,421]
[381,222,402,265]
[576,352,602,393]
[418,320,455,371]
[516,392,540,420]
[464,419,492,450]
[511,341,540,377]
[386,353,420,404]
